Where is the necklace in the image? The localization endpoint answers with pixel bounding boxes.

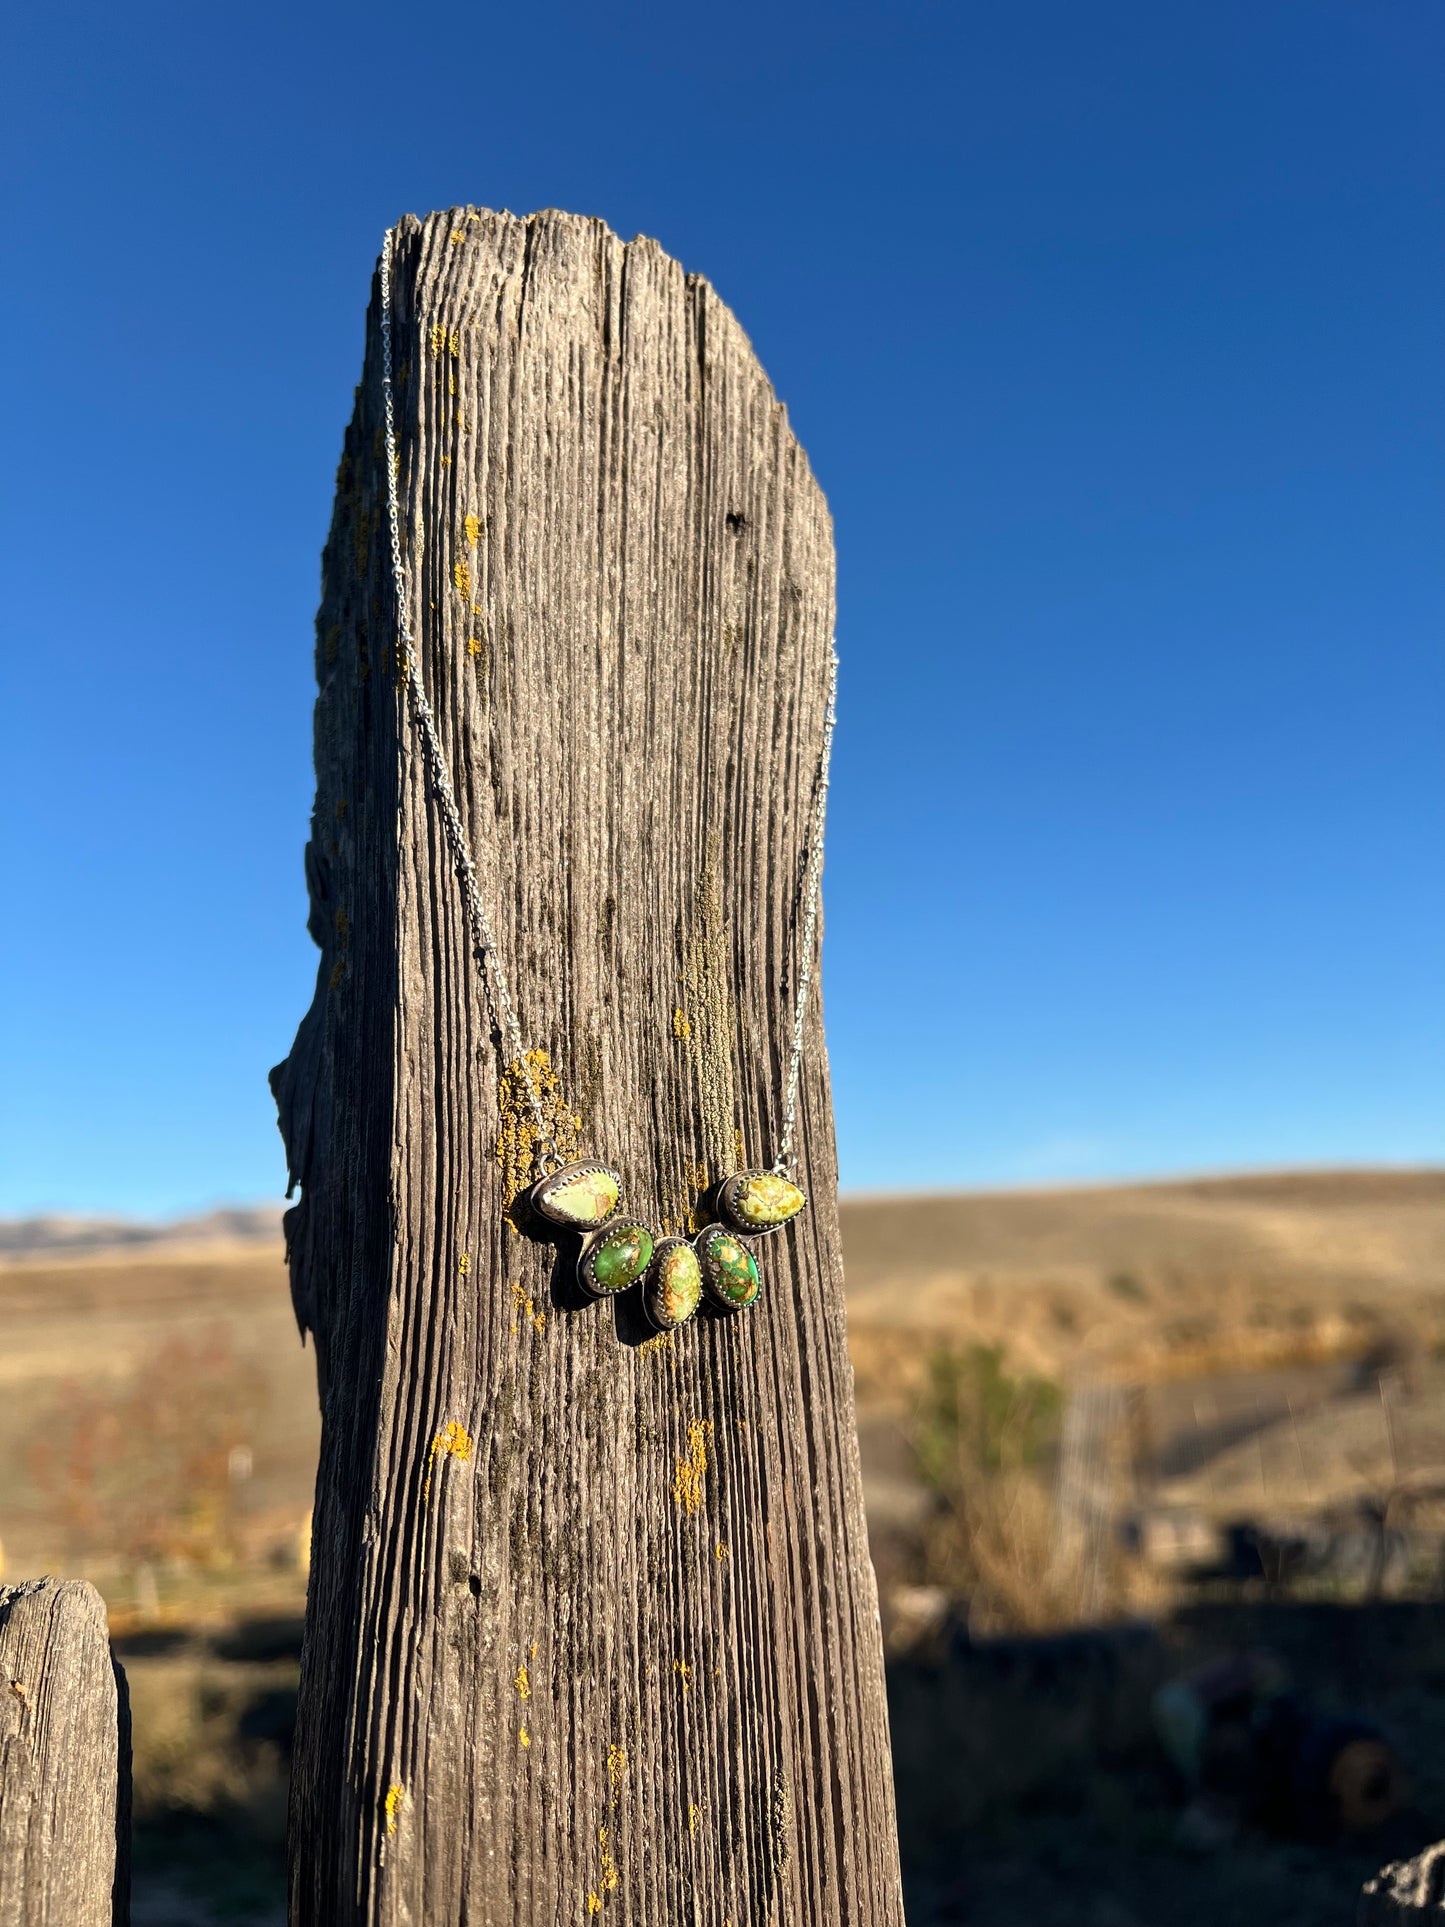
[378,227,837,1335]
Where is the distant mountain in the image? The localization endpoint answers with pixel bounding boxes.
[0,1204,286,1260]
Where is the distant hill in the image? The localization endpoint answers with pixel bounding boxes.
[3,1166,1443,1579]
[0,1203,285,1261]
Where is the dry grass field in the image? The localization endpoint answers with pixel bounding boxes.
[4,1167,1444,1924]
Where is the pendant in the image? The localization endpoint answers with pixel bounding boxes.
[578,1217,656,1296]
[643,1236,703,1332]
[715,1170,807,1237]
[696,1225,763,1311]
[528,1160,624,1231]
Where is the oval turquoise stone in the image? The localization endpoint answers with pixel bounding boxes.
[644,1240,702,1332]
[587,1220,654,1293]
[700,1228,761,1310]
[725,1170,807,1231]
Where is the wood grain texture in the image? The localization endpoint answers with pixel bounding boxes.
[273,207,905,1925]
[0,1579,131,1927]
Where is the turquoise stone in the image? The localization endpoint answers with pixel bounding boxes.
[584,1219,654,1295]
[723,1170,807,1233]
[698,1226,762,1310]
[644,1239,702,1332]
[536,1163,621,1230]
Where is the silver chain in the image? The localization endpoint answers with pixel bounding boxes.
[379,237,561,1174]
[378,226,835,1180]
[771,641,838,1174]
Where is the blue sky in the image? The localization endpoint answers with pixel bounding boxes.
[1,0,1440,1214]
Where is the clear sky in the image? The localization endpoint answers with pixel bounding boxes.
[1,0,1440,1215]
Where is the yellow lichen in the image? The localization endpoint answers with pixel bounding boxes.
[464,512,481,545]
[715,1541,729,1561]
[384,1783,403,1834]
[688,1802,703,1836]
[607,1743,626,1805]
[459,1252,470,1276]
[450,228,465,245]
[598,1826,619,1893]
[637,1330,674,1359]
[671,1007,691,1040]
[671,1420,710,1514]
[423,1420,473,1500]
[519,1725,531,1748]
[510,1279,546,1336]
[453,559,471,597]
[586,1897,601,1918]
[515,1664,531,1701]
[494,1050,581,1216]
[335,906,349,942]
[673,1658,692,1694]
[327,959,345,992]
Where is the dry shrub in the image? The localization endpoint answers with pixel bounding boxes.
[26,1326,269,1571]
[909,1342,1078,1633]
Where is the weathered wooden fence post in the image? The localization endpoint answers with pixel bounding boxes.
[273,206,906,1924]
[0,1578,131,1926]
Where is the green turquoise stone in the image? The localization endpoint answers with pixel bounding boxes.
[644,1240,702,1332]
[725,1171,806,1231]
[700,1228,761,1310]
[586,1220,653,1294]
[538,1164,621,1229]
